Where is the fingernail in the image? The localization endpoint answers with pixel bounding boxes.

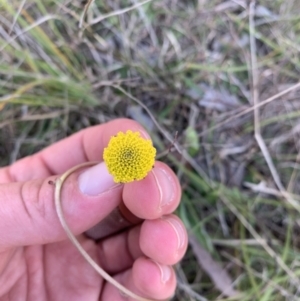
[152,261,172,284]
[164,217,186,250]
[152,167,174,208]
[78,162,117,196]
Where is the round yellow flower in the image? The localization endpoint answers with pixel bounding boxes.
[103,130,156,183]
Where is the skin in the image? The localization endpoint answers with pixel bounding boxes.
[0,119,188,301]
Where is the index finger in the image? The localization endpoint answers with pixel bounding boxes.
[1,119,150,183]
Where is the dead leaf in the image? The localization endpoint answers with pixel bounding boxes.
[198,86,241,112]
[127,105,155,132]
[189,233,239,297]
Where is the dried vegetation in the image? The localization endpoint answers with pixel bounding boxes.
[1,0,300,300]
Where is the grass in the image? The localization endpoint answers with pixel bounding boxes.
[1,0,300,300]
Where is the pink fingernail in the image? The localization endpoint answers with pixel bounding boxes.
[152,167,175,208]
[78,162,117,196]
[164,217,186,250]
[152,261,172,284]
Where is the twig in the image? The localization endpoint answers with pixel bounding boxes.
[167,131,178,154]
[54,162,158,301]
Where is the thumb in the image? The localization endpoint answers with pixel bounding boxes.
[0,162,122,248]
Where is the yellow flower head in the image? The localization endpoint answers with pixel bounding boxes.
[103,130,156,183]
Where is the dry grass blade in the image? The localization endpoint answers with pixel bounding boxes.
[250,0,281,191]
[249,0,300,213]
[0,111,65,129]
[79,0,94,28]
[0,14,61,52]
[89,0,153,25]
[222,252,298,300]
[0,103,6,111]
[189,233,239,298]
[8,0,27,34]
[198,82,300,138]
[221,196,300,286]
[55,162,159,301]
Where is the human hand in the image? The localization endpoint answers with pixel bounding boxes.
[0,119,187,301]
